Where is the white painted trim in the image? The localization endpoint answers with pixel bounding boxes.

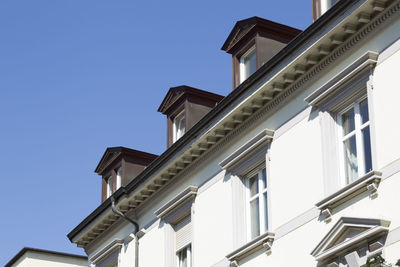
[386,226,400,246]
[381,157,400,180]
[377,36,400,64]
[311,217,390,262]
[226,232,275,262]
[219,129,274,170]
[275,207,320,239]
[239,46,256,83]
[315,171,382,222]
[304,51,379,107]
[90,239,123,264]
[154,186,198,219]
[316,226,388,262]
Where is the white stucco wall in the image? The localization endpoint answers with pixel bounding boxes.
[10,251,87,267]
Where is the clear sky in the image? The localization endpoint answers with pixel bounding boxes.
[0,0,310,265]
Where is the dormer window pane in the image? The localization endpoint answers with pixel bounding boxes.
[240,47,257,83]
[173,111,185,142]
[106,176,113,198]
[116,168,122,190]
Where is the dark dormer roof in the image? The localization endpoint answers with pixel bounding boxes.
[95,146,158,175]
[221,16,302,54]
[157,85,224,115]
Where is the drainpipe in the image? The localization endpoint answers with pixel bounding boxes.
[111,196,139,267]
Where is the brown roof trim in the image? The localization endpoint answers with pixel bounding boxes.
[68,0,358,243]
[94,146,158,175]
[5,247,87,267]
[157,85,224,115]
[221,16,302,54]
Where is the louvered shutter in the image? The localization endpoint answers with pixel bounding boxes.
[174,215,192,251]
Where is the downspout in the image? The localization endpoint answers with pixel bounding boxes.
[111,197,139,267]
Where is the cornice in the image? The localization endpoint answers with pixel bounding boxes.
[70,0,400,248]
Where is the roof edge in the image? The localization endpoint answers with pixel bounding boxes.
[5,247,87,267]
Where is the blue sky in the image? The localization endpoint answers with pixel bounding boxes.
[0,0,310,265]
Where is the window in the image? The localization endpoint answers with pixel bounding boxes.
[154,186,197,267]
[173,110,185,142]
[177,245,192,267]
[338,98,372,184]
[247,168,268,240]
[106,176,113,198]
[116,168,122,190]
[240,46,256,83]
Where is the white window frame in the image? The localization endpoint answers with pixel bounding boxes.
[116,168,122,190]
[337,97,372,186]
[106,176,113,198]
[239,46,256,83]
[173,110,185,142]
[245,168,269,241]
[177,245,192,267]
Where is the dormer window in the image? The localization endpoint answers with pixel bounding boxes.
[240,46,257,83]
[96,147,158,202]
[221,17,301,89]
[173,110,186,142]
[158,86,224,148]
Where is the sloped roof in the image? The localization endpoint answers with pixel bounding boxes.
[95,146,158,175]
[221,16,301,54]
[157,85,224,115]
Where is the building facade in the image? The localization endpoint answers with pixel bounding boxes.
[68,0,400,266]
[5,247,88,267]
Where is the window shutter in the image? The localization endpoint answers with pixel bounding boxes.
[175,215,192,251]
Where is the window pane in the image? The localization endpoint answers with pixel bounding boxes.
[250,198,260,239]
[263,192,268,232]
[249,175,259,197]
[362,126,373,173]
[244,50,256,79]
[344,135,358,183]
[178,248,187,267]
[342,108,355,135]
[261,169,267,189]
[360,99,369,124]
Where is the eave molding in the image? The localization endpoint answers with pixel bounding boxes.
[316,171,382,222]
[226,232,275,264]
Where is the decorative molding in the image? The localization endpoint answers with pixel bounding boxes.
[304,51,379,107]
[90,239,123,264]
[219,129,273,171]
[311,217,390,263]
[154,186,198,221]
[316,171,382,222]
[226,232,275,263]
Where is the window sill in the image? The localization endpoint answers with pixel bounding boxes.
[316,171,382,222]
[226,232,275,265]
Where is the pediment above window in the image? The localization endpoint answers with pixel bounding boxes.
[219,129,274,176]
[311,217,390,264]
